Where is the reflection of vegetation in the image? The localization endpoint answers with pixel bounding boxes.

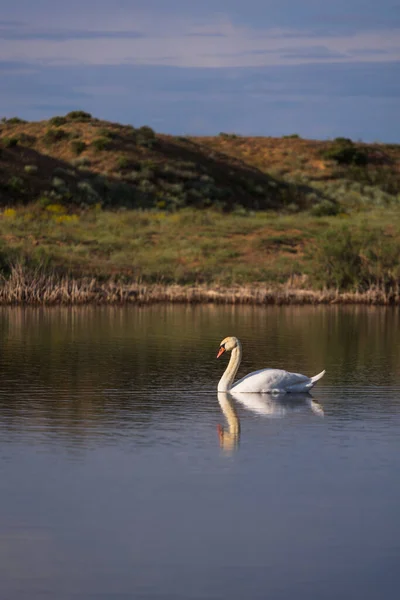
[0,305,400,446]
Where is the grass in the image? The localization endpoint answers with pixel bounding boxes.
[0,205,399,304]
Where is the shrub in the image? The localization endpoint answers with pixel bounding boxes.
[97,128,116,139]
[2,136,19,148]
[310,199,340,217]
[219,132,239,139]
[53,167,75,178]
[116,156,130,170]
[322,140,368,166]
[7,176,24,192]
[66,110,92,121]
[52,177,67,189]
[138,125,155,138]
[71,156,91,167]
[24,164,38,174]
[16,133,36,146]
[333,137,353,145]
[77,181,100,204]
[49,116,67,126]
[283,133,301,139]
[43,128,69,145]
[312,226,400,291]
[70,140,87,155]
[5,117,27,124]
[91,137,111,151]
[136,125,156,148]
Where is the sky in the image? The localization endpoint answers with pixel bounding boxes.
[1,0,399,141]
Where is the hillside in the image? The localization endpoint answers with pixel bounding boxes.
[0,113,400,304]
[1,112,399,214]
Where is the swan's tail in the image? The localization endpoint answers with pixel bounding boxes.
[310,370,326,385]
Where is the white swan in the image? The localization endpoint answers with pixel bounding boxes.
[217,336,325,394]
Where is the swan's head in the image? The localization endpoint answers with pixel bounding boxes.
[217,336,239,358]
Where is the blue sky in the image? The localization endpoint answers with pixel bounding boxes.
[1,1,399,141]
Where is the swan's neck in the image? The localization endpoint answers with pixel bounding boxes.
[218,343,242,391]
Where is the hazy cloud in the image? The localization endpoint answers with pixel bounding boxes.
[0,0,399,141]
[0,29,144,41]
[1,19,399,67]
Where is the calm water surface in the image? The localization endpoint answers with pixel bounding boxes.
[0,305,400,599]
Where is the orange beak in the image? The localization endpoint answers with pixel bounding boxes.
[217,347,225,359]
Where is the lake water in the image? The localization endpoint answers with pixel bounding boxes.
[0,305,400,600]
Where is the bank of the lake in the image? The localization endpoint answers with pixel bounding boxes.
[1,207,400,305]
[1,114,400,304]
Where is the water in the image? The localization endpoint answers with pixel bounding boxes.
[0,305,400,599]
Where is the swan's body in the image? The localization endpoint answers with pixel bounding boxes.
[217,336,325,394]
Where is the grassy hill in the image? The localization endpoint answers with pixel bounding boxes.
[0,112,400,304]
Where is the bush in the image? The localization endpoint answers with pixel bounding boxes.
[77,181,100,205]
[283,133,301,139]
[5,117,27,124]
[313,226,400,291]
[71,156,91,167]
[322,140,368,166]
[91,137,111,152]
[16,133,36,146]
[52,177,67,189]
[310,199,340,217]
[138,125,155,138]
[2,136,19,148]
[70,140,87,155]
[43,128,69,145]
[333,137,353,145]
[66,110,92,121]
[24,165,38,174]
[7,176,24,192]
[97,128,116,139]
[116,156,130,170]
[219,132,239,139]
[49,116,67,126]
[136,125,157,148]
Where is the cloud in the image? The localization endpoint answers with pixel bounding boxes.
[1,18,399,68]
[0,28,144,41]
[1,1,399,142]
[280,46,349,60]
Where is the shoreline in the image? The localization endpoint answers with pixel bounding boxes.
[0,272,398,306]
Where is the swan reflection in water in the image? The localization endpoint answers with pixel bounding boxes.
[229,389,324,418]
[217,390,324,452]
[217,392,241,453]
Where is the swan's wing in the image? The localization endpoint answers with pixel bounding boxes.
[232,368,312,393]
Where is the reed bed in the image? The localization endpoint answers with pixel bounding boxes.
[1,265,399,306]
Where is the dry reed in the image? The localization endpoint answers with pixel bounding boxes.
[0,265,399,306]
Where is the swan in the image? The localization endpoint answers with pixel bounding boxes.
[217,336,325,394]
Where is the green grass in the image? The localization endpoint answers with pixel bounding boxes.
[1,205,399,294]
